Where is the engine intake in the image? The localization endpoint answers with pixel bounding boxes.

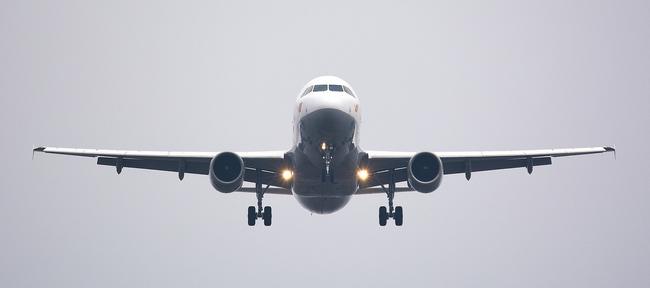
[209,152,244,193]
[407,152,443,193]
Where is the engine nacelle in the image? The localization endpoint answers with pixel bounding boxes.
[407,152,443,193]
[209,152,245,193]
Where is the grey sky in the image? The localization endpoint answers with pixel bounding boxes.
[1,0,649,287]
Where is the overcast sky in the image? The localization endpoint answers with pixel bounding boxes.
[1,0,649,287]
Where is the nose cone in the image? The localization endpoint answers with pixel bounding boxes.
[300,108,356,144]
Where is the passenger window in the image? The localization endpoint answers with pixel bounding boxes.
[313,84,328,92]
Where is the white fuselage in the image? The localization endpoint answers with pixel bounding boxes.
[290,76,363,214]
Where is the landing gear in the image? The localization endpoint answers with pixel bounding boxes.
[379,206,388,226]
[321,142,335,183]
[378,169,404,226]
[394,206,403,226]
[247,168,272,226]
[263,206,272,226]
[247,206,256,226]
[247,202,272,227]
[378,205,404,226]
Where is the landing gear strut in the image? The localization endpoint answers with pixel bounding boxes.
[378,169,403,226]
[247,168,272,226]
[321,142,335,183]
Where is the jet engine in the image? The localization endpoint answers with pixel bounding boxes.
[407,152,443,193]
[209,152,245,193]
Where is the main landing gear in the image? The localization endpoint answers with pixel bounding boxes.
[378,169,403,226]
[247,169,272,226]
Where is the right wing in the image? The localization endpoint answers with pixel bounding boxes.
[33,146,292,194]
[361,146,615,191]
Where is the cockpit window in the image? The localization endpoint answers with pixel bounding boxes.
[301,85,313,97]
[303,84,356,97]
[343,86,355,97]
[328,85,343,92]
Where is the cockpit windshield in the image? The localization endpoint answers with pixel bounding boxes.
[343,86,354,97]
[301,84,356,97]
[328,85,343,92]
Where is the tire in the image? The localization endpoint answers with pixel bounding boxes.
[263,206,272,226]
[394,206,403,226]
[379,206,388,226]
[247,206,256,226]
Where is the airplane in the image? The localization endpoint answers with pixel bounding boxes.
[33,76,615,227]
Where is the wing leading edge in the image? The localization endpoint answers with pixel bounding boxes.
[33,146,615,195]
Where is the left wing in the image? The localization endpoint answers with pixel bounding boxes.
[361,146,615,190]
[33,146,292,194]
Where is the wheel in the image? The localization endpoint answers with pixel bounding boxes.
[263,206,272,226]
[394,206,403,226]
[379,206,388,226]
[247,206,256,226]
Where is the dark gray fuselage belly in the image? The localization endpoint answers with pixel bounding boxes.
[292,108,361,214]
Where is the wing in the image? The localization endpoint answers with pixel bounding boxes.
[360,146,615,191]
[33,146,291,193]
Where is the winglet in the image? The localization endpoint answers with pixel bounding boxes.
[604,146,616,160]
[32,146,45,160]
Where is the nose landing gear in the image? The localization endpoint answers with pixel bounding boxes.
[321,142,335,183]
[378,169,403,226]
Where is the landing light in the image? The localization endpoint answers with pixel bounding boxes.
[281,169,293,181]
[321,142,327,151]
[357,169,369,181]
